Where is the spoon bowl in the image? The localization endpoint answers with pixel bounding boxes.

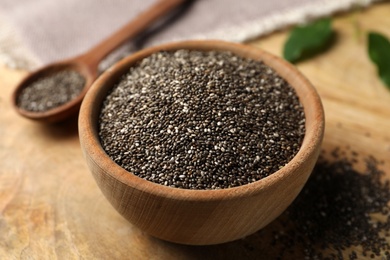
[12,0,187,123]
[12,59,96,122]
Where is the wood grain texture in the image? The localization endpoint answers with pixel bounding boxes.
[1,1,390,258]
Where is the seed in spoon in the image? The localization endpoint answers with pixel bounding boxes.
[17,70,86,112]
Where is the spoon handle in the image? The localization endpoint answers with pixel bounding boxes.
[78,0,186,69]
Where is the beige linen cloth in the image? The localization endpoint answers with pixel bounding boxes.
[0,0,377,70]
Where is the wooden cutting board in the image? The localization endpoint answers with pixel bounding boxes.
[1,2,390,259]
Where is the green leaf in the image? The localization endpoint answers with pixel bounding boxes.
[368,32,390,89]
[283,18,333,63]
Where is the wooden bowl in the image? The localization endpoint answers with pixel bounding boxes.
[78,40,325,245]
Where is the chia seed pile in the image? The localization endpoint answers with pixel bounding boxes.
[98,50,305,190]
[266,150,390,259]
[17,70,85,112]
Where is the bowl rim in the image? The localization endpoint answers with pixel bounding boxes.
[79,40,324,201]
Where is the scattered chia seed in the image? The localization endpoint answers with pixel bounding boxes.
[17,70,85,112]
[98,50,305,189]
[268,150,390,259]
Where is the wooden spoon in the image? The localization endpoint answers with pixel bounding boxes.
[12,0,187,123]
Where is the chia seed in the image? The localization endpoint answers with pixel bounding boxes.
[17,70,85,112]
[98,50,305,189]
[250,149,390,259]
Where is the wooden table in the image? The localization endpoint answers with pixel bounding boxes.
[1,2,390,259]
